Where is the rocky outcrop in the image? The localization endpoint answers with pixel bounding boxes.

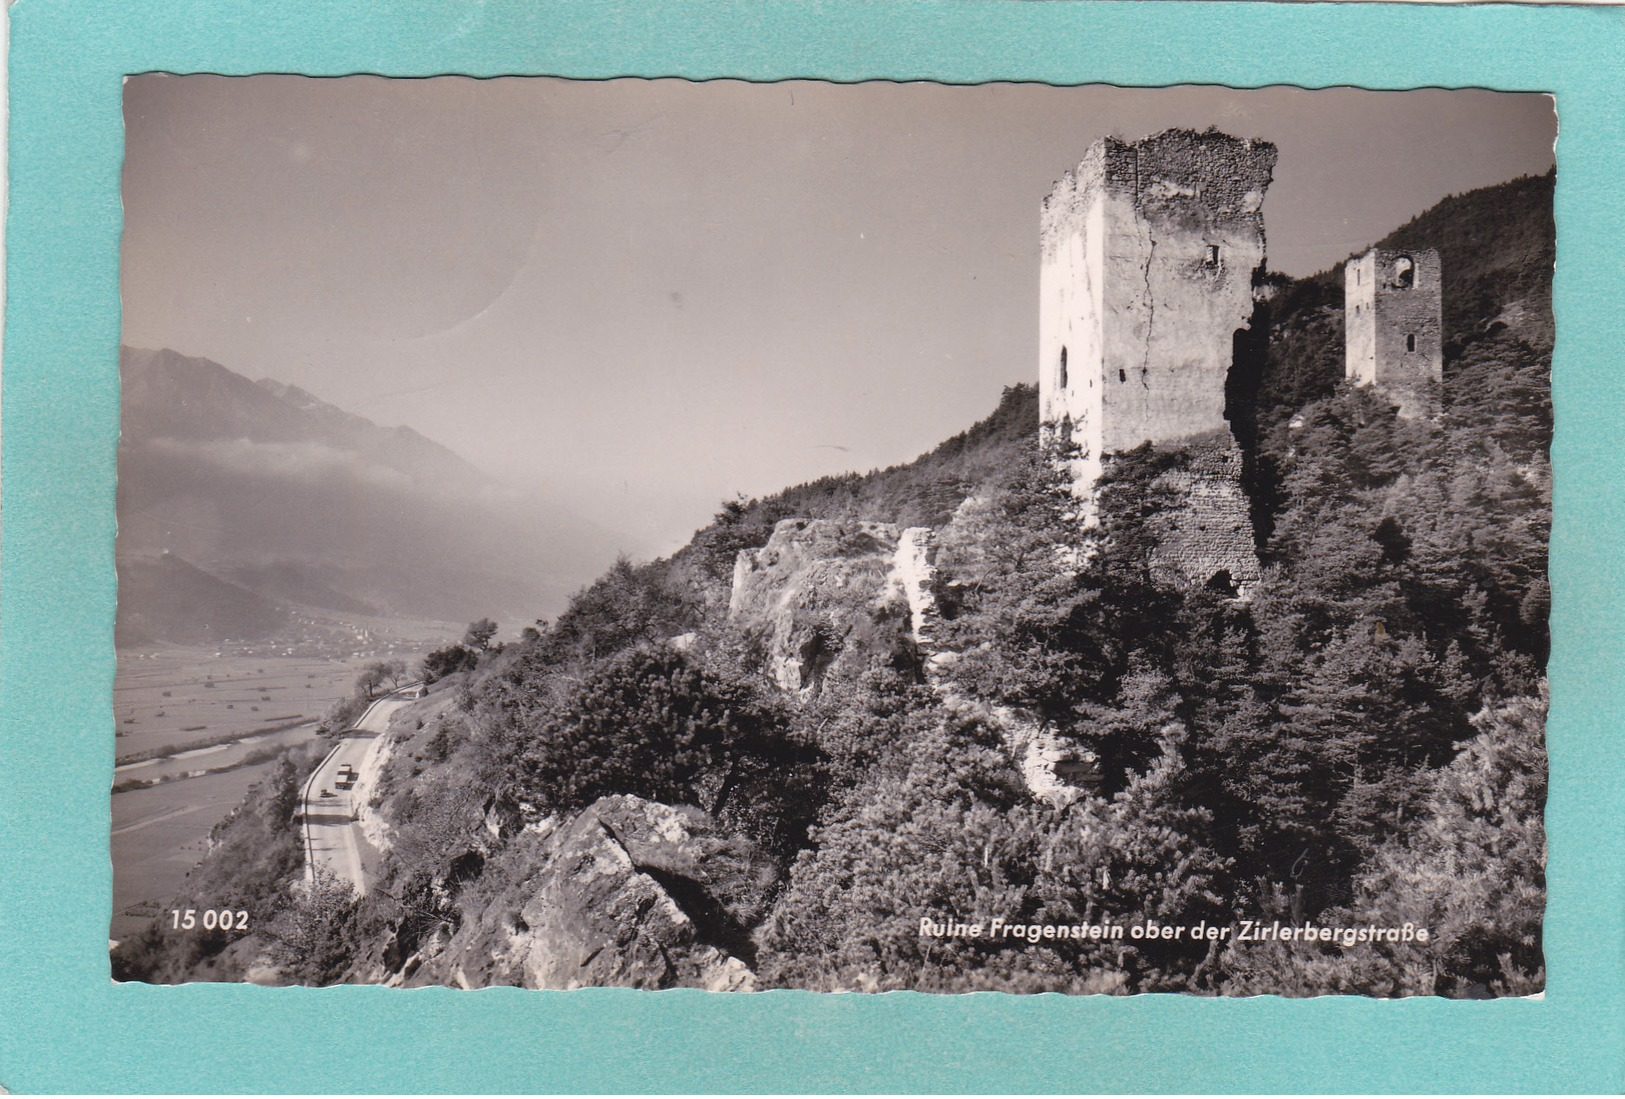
[414,796,771,991]
[353,728,396,855]
[894,524,1095,808]
[893,527,941,649]
[727,516,1095,808]
[992,702,1099,807]
[729,519,915,693]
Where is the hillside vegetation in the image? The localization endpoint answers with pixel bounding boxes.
[115,174,1552,997]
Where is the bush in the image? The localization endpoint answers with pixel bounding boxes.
[421,644,478,685]
[512,645,818,857]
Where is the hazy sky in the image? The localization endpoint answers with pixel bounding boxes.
[121,77,1555,557]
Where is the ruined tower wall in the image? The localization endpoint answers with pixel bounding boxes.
[1041,130,1274,495]
[1345,247,1443,419]
[1098,132,1274,454]
[1039,144,1109,493]
[1345,251,1381,386]
[1039,130,1273,592]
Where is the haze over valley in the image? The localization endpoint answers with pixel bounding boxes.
[112,345,632,935]
[118,345,626,650]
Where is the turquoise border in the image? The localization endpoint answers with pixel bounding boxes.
[3,0,1621,1092]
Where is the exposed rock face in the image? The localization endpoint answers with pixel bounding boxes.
[893,524,1096,808]
[893,527,946,668]
[353,718,402,856]
[725,517,1092,805]
[415,796,768,991]
[729,519,915,693]
[989,701,1098,808]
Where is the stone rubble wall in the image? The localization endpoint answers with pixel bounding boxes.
[1139,434,1261,594]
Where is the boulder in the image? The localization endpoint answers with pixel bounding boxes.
[416,796,770,991]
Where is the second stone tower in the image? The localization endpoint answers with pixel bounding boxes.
[1344,247,1443,419]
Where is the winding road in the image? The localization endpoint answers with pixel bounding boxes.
[299,688,413,895]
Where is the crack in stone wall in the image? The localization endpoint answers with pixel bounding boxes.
[1039,128,1273,592]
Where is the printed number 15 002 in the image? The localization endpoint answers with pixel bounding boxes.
[170,908,249,931]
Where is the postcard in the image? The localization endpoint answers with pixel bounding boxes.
[3,1,1621,1092]
[109,76,1554,998]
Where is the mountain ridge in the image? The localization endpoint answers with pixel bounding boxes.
[117,347,622,642]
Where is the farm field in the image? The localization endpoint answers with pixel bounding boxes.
[114,723,316,786]
[114,650,367,761]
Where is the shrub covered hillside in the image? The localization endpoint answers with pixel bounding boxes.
[114,173,1551,997]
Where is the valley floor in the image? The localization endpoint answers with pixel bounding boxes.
[111,648,401,943]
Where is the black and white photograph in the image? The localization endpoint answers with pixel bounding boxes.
[110,76,1555,997]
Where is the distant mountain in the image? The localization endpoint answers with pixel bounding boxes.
[117,347,623,645]
[250,376,493,494]
[120,347,493,495]
[221,562,379,617]
[115,554,287,648]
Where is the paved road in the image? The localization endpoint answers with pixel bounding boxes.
[299,690,413,896]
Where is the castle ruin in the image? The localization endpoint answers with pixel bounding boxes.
[1039,128,1274,593]
[1344,247,1443,419]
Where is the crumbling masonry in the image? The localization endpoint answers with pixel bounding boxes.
[1039,128,1274,593]
[1345,247,1443,419]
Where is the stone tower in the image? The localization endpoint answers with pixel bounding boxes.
[1038,128,1275,593]
[1345,247,1443,419]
